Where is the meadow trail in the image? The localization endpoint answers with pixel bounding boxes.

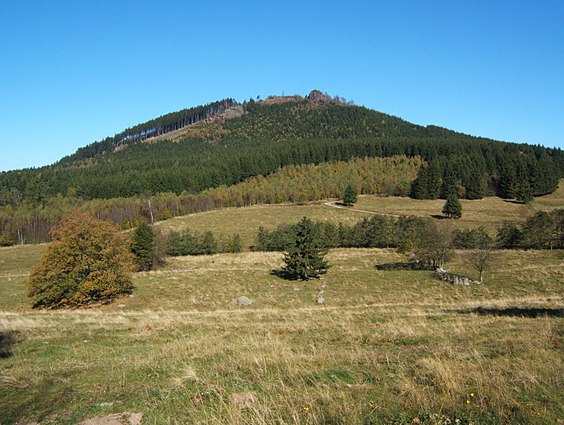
[322,200,395,216]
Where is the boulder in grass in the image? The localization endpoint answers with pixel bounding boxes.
[237,296,252,306]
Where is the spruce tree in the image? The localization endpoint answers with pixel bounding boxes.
[229,234,243,253]
[342,184,358,206]
[442,194,462,219]
[411,165,430,199]
[282,217,329,280]
[515,180,533,204]
[130,222,157,271]
[200,231,218,255]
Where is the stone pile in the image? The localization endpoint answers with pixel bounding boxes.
[436,268,481,285]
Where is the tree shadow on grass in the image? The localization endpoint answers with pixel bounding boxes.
[0,330,20,359]
[502,199,526,205]
[270,269,323,281]
[431,214,452,220]
[456,306,564,318]
[375,262,430,271]
[270,269,299,280]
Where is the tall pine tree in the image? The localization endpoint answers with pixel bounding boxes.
[282,217,329,280]
[442,194,462,219]
[130,222,158,271]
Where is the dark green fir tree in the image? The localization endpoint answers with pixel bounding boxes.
[130,222,157,271]
[442,194,462,219]
[515,179,533,204]
[282,217,329,280]
[342,184,358,206]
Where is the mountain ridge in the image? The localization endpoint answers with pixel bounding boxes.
[0,89,562,202]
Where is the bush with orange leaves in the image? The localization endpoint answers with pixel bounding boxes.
[28,212,134,308]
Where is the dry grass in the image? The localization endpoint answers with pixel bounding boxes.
[1,245,563,424]
[1,186,563,423]
[354,180,564,233]
[155,203,369,249]
[154,181,564,246]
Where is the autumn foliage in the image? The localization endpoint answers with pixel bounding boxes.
[28,212,134,308]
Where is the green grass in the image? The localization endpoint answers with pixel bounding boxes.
[1,245,563,424]
[0,244,45,311]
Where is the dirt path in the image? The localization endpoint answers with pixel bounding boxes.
[323,201,402,217]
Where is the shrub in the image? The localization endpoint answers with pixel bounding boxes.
[166,229,237,256]
[28,212,134,308]
[0,234,15,247]
[452,227,492,249]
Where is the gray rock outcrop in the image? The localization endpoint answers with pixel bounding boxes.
[436,268,481,285]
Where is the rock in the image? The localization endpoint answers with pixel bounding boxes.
[229,392,256,409]
[316,296,325,304]
[237,296,252,306]
[435,268,480,285]
[117,304,126,309]
[77,413,143,425]
[307,89,331,103]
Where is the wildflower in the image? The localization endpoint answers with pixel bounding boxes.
[466,400,470,404]
[303,406,310,411]
[470,393,475,397]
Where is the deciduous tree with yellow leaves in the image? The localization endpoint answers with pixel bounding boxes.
[28,212,134,308]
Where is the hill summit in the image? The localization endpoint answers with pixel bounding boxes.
[0,89,562,201]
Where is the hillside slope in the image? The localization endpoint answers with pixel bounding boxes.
[1,90,562,202]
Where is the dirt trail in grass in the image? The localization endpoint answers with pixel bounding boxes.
[323,200,402,217]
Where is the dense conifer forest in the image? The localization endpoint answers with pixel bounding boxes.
[1,91,562,243]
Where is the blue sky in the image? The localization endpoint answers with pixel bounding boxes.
[1,0,563,172]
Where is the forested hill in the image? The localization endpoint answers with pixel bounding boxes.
[1,90,562,203]
[59,98,237,163]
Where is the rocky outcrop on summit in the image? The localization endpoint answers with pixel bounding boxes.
[307,89,331,103]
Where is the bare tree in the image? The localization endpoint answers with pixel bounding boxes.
[465,240,496,283]
[410,221,453,269]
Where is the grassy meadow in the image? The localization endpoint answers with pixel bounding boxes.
[155,180,564,247]
[1,187,563,424]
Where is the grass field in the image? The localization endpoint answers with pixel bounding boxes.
[155,181,564,248]
[1,185,563,424]
[1,241,563,424]
[354,185,563,233]
[155,203,370,249]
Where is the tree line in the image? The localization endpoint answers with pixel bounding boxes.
[0,156,419,244]
[26,207,563,309]
[57,99,236,164]
[254,209,564,254]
